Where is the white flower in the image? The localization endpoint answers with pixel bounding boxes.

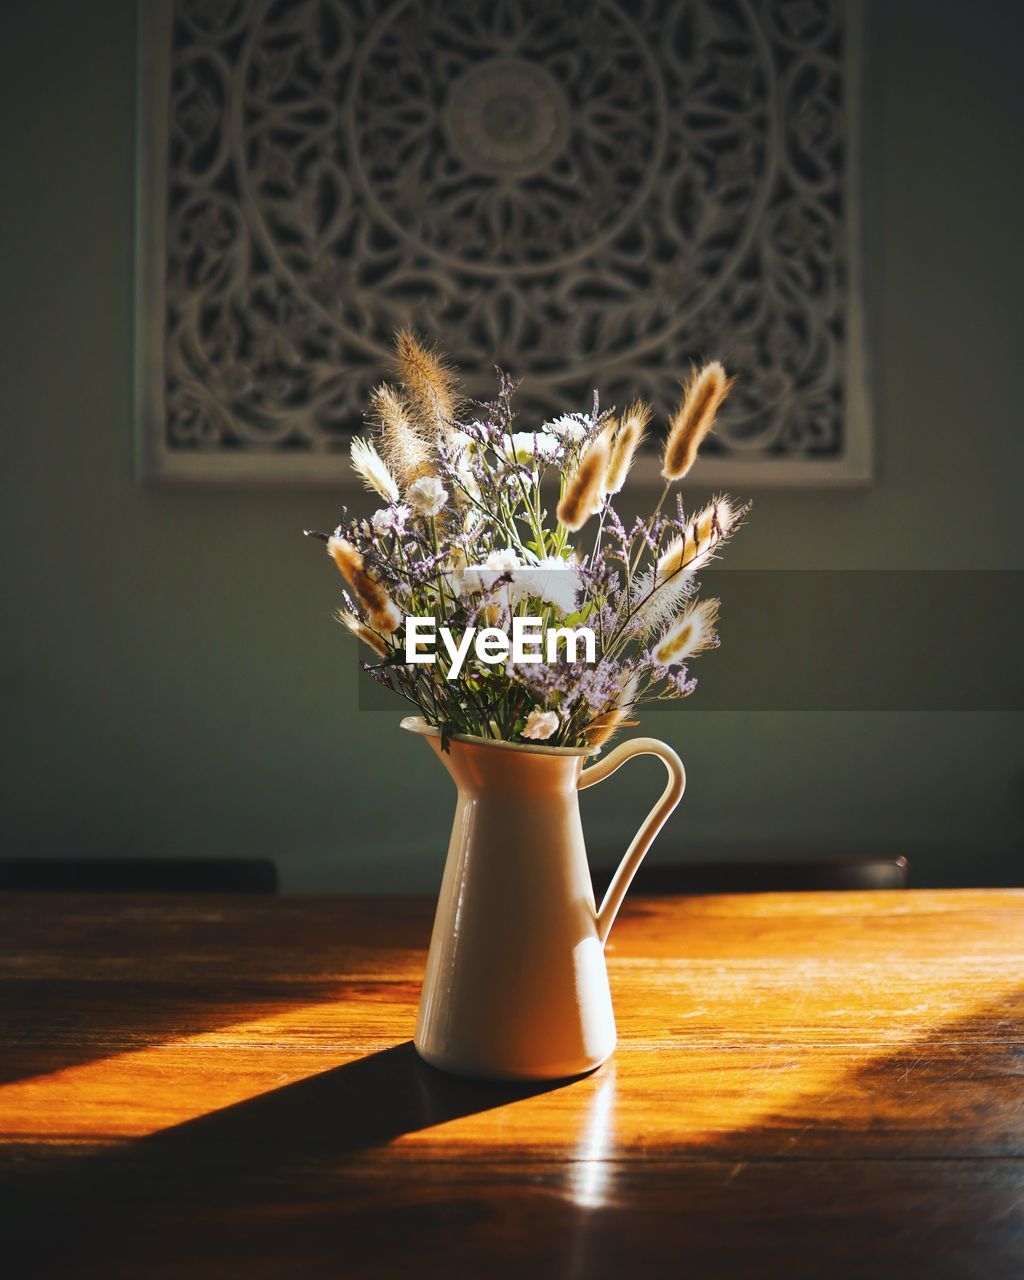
[458,548,521,600]
[543,412,592,443]
[370,504,411,535]
[449,428,476,454]
[457,567,489,598]
[522,708,560,741]
[484,548,522,573]
[521,556,583,615]
[503,431,560,463]
[406,475,447,517]
[454,459,481,506]
[459,552,582,615]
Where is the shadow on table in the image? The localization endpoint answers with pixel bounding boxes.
[4,995,1024,1279]
[166,1038,564,1154]
[0,1040,568,1271]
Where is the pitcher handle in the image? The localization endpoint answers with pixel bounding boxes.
[579,737,686,946]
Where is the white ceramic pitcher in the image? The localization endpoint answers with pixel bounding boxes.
[402,716,686,1080]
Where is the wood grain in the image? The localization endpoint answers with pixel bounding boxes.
[0,891,1022,1277]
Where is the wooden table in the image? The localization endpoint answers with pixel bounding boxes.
[1,891,1022,1278]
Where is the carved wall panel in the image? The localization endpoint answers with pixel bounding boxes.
[136,0,870,484]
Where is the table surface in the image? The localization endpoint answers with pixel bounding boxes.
[1,890,1022,1278]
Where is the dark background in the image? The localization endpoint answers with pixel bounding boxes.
[1,0,1022,889]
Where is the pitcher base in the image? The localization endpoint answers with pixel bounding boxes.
[413,1037,614,1083]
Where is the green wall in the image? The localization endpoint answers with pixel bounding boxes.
[2,0,1021,890]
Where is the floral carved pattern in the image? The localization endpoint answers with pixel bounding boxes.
[144,0,864,479]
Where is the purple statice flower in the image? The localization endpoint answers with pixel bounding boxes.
[577,554,619,599]
[628,515,660,557]
[403,550,451,586]
[602,506,630,557]
[574,658,630,712]
[666,667,699,697]
[594,601,619,636]
[507,655,630,719]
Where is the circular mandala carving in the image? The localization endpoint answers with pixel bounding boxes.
[446,59,570,177]
[160,0,850,462]
[346,0,666,272]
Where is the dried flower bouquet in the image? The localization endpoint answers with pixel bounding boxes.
[307,333,747,749]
